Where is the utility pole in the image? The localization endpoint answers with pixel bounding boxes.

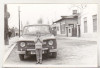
[18,6,21,37]
[21,21,23,30]
[4,4,9,45]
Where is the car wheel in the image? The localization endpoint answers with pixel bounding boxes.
[51,52,57,58]
[19,54,24,60]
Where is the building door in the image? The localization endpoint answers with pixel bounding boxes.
[69,24,74,37]
[68,27,72,37]
[66,26,72,37]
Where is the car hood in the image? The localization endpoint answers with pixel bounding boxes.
[17,34,55,42]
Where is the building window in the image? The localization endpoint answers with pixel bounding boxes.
[57,27,59,31]
[93,15,97,32]
[84,17,87,33]
[61,24,65,34]
[69,24,74,28]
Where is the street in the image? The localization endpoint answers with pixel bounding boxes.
[4,36,97,66]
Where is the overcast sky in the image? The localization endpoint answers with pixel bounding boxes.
[7,4,97,29]
[7,4,75,28]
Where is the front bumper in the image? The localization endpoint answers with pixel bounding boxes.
[16,48,57,54]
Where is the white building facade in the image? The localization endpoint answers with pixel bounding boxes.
[80,4,98,38]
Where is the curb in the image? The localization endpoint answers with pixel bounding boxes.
[56,36,97,41]
[3,43,16,63]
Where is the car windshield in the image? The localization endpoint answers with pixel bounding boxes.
[23,25,51,35]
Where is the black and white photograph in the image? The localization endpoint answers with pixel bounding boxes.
[3,4,98,67]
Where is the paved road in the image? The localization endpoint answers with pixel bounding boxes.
[4,37,97,66]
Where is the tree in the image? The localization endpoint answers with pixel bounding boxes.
[26,21,29,26]
[38,18,43,24]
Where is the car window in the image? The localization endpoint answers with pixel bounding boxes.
[23,25,50,35]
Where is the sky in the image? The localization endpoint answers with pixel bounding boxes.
[7,4,74,28]
[7,4,97,29]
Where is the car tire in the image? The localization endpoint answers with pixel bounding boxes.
[19,54,24,60]
[51,52,57,58]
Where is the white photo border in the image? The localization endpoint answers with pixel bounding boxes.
[0,0,100,68]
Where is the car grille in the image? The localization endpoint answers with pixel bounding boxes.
[26,41,35,49]
[26,42,35,45]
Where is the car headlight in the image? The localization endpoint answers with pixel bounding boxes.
[20,42,25,47]
[48,40,53,45]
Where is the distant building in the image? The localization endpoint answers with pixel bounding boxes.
[38,18,43,24]
[52,10,80,37]
[14,28,23,36]
[11,27,15,37]
[9,27,23,37]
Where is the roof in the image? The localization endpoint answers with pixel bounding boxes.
[53,13,80,23]
[61,13,79,18]
[53,18,64,23]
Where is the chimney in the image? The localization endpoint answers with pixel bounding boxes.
[73,10,77,15]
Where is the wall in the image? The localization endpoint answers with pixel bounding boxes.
[60,17,78,36]
[65,18,78,27]
[80,4,98,38]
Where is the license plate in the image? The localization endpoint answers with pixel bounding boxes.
[31,51,44,54]
[35,45,42,49]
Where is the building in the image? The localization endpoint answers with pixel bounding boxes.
[52,4,97,38]
[80,4,97,38]
[52,10,80,37]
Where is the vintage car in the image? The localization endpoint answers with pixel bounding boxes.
[16,24,57,60]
